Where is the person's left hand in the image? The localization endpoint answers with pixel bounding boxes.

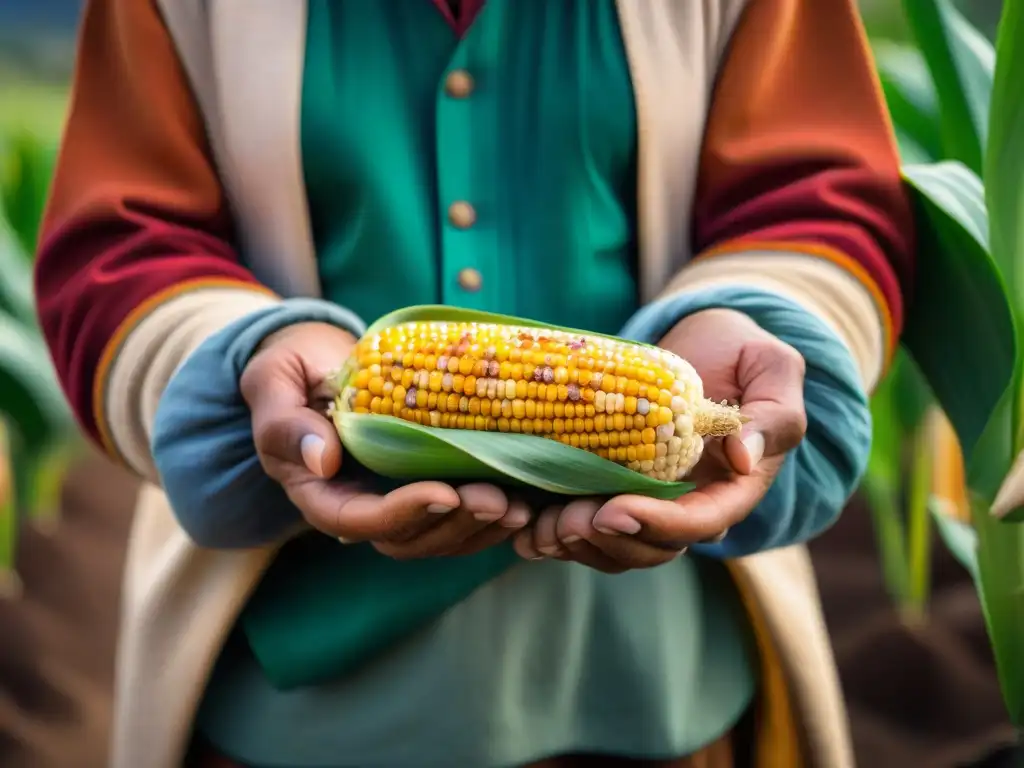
[512,308,807,573]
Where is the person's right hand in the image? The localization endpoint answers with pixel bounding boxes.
[239,322,531,558]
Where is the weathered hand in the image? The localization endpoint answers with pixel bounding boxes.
[240,322,530,558]
[512,308,807,573]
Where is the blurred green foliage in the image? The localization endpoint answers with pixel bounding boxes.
[863,0,1024,730]
[0,129,75,593]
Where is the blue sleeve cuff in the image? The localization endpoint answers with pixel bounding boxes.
[618,285,871,557]
[151,299,365,549]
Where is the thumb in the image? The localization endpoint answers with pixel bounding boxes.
[724,339,808,474]
[258,408,343,480]
[245,356,343,482]
[724,427,766,477]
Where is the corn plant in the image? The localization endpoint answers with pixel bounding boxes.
[0,129,76,596]
[865,0,1024,733]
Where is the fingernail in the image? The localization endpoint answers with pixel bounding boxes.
[473,509,506,522]
[561,535,582,545]
[337,536,354,545]
[538,545,563,556]
[593,513,642,536]
[427,504,454,515]
[743,432,765,467]
[702,529,729,544]
[301,434,326,477]
[500,508,531,528]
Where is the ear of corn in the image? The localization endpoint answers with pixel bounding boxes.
[329,306,744,498]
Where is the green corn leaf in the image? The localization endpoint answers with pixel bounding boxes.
[985,0,1024,469]
[0,313,71,459]
[0,219,37,328]
[0,131,55,257]
[970,479,1024,726]
[0,419,14,590]
[23,442,79,531]
[906,417,935,619]
[867,367,906,493]
[901,0,995,174]
[862,418,910,604]
[889,349,934,435]
[873,41,943,162]
[864,353,919,606]
[891,126,939,167]
[864,352,930,543]
[930,497,980,582]
[901,162,1017,464]
[334,305,697,499]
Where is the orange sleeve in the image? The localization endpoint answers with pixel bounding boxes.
[692,0,915,361]
[35,0,274,459]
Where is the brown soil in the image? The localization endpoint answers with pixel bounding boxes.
[0,451,1018,767]
[808,500,1019,767]
[0,450,136,768]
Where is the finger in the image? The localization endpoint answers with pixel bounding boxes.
[582,529,684,570]
[436,501,532,557]
[497,500,533,531]
[669,469,774,538]
[456,484,511,523]
[731,339,807,471]
[248,368,344,482]
[241,345,337,471]
[556,498,679,571]
[513,527,545,561]
[559,537,630,574]
[554,500,633,572]
[723,431,763,477]
[553,499,603,546]
[591,466,774,547]
[533,506,566,557]
[258,407,344,481]
[300,480,459,541]
[699,528,729,544]
[374,484,508,559]
[686,439,733,486]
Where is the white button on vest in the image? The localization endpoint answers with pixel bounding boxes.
[448,201,477,229]
[444,69,475,99]
[457,268,483,292]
